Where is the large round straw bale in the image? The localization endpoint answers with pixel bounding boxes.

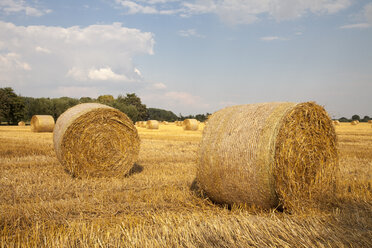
[18,121,25,126]
[146,120,159,129]
[53,103,140,178]
[30,115,55,132]
[197,102,338,210]
[183,119,199,131]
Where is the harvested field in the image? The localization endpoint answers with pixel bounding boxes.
[0,122,371,247]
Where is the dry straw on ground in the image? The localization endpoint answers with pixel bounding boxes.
[18,121,25,126]
[183,119,199,131]
[146,120,159,129]
[197,102,338,211]
[30,115,55,132]
[53,103,140,178]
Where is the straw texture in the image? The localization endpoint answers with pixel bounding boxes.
[197,102,338,210]
[53,103,140,178]
[183,119,199,131]
[30,115,55,132]
[146,120,159,129]
[18,121,25,126]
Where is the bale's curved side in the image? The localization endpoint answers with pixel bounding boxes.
[18,121,25,126]
[30,115,55,132]
[183,119,199,131]
[146,120,159,129]
[197,102,338,210]
[53,103,140,178]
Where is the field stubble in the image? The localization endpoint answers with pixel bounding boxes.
[0,123,371,247]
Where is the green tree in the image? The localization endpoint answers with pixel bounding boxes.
[338,117,349,122]
[361,116,370,122]
[351,115,360,121]
[148,108,178,121]
[79,97,95,103]
[0,87,25,124]
[112,101,140,122]
[97,95,114,105]
[117,93,148,120]
[52,97,79,119]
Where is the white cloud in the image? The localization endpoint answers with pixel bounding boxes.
[35,46,51,54]
[339,23,370,29]
[113,0,352,25]
[0,0,51,16]
[339,2,372,29]
[261,36,281,41]
[153,82,167,89]
[0,21,154,96]
[178,29,204,38]
[88,67,128,81]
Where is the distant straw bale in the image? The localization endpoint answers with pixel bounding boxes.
[368,120,372,124]
[30,115,55,132]
[351,121,358,125]
[53,103,140,178]
[333,120,340,126]
[183,119,199,131]
[197,102,338,211]
[18,121,25,126]
[146,120,159,129]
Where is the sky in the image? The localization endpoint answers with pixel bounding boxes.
[0,0,371,118]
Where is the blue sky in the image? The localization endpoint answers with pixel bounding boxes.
[0,0,371,118]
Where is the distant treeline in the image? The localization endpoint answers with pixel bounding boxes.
[0,87,211,125]
[337,115,371,123]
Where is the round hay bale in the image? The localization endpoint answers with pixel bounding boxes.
[351,121,358,125]
[183,119,199,131]
[146,120,159,129]
[197,102,338,211]
[53,103,140,178]
[333,120,340,126]
[18,121,25,126]
[30,115,55,132]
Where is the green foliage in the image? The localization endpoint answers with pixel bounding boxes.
[148,108,178,121]
[97,95,114,105]
[338,117,349,122]
[52,97,80,120]
[351,115,360,121]
[112,101,139,123]
[80,97,95,103]
[0,87,25,124]
[361,116,370,122]
[117,93,148,121]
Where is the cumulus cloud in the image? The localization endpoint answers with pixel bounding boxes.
[0,0,51,16]
[153,83,167,89]
[113,0,351,25]
[0,21,154,96]
[261,36,282,41]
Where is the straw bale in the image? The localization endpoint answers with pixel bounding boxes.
[197,102,338,211]
[18,121,25,126]
[146,120,159,129]
[30,115,55,132]
[351,121,358,125]
[183,119,199,131]
[53,103,140,178]
[333,120,340,125]
[368,120,372,124]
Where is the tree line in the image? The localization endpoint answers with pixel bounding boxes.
[0,87,211,125]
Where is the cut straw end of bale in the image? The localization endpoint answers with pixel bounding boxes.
[146,120,159,129]
[197,102,338,211]
[183,119,199,131]
[53,103,140,178]
[30,115,55,132]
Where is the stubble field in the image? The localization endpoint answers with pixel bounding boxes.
[0,123,371,247]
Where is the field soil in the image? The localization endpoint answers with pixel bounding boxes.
[0,123,371,247]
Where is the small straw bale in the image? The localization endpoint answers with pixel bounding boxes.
[161,121,169,125]
[333,120,340,125]
[351,121,358,125]
[146,120,159,129]
[30,115,55,132]
[197,102,338,211]
[53,103,140,178]
[18,121,25,126]
[183,119,199,131]
[368,120,372,124]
